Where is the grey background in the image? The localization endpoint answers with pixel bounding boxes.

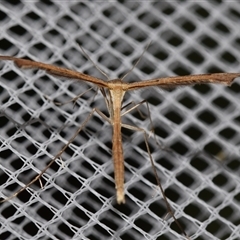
[0,1,240,240]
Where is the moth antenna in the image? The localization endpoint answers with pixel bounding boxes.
[78,44,110,80]
[121,41,152,81]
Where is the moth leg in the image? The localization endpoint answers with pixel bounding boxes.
[0,108,98,203]
[121,100,173,153]
[121,122,191,240]
[44,87,95,107]
[121,100,147,119]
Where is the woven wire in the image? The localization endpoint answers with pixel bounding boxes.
[0,1,240,240]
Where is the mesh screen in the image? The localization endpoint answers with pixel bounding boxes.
[1,1,240,240]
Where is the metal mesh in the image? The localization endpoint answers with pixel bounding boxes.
[1,1,240,239]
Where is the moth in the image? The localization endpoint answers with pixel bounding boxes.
[0,49,239,239]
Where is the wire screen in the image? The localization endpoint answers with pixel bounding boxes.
[1,1,240,240]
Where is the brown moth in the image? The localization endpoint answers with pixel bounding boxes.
[0,52,239,239]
